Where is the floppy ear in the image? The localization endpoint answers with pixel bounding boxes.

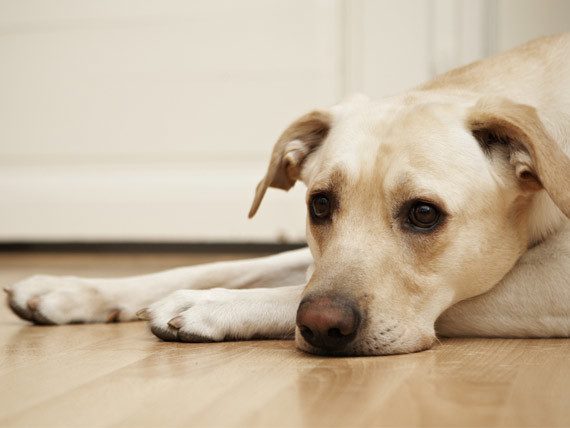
[248,110,331,218]
[467,97,570,217]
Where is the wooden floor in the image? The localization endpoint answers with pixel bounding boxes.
[0,252,569,428]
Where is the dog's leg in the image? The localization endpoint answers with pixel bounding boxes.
[4,248,312,325]
[146,284,304,341]
[437,224,570,337]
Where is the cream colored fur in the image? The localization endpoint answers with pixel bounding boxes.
[5,34,570,355]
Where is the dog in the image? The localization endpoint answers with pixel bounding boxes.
[5,34,570,356]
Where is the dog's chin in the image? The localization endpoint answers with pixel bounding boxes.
[294,328,436,357]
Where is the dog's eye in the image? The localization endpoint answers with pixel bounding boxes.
[408,202,440,230]
[310,194,331,221]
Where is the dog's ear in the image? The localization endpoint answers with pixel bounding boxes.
[467,97,570,217]
[248,110,331,218]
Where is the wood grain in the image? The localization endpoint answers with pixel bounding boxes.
[0,252,569,427]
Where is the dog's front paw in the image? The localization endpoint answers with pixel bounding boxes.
[145,289,250,342]
[4,275,124,325]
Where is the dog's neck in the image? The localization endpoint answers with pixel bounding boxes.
[527,191,568,247]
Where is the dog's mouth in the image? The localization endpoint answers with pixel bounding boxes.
[294,325,436,357]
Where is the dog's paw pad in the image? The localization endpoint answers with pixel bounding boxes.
[7,298,33,322]
[177,330,216,343]
[150,324,179,342]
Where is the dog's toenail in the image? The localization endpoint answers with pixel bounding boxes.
[3,287,12,296]
[136,308,150,320]
[106,309,121,323]
[168,316,184,330]
[27,296,40,311]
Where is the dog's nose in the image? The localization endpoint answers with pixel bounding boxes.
[296,296,360,352]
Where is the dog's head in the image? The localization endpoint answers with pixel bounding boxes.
[249,94,570,356]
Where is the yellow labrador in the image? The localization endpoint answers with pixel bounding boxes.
[6,34,570,356]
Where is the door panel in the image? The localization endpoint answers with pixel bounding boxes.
[0,0,341,242]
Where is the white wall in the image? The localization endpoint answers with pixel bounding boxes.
[0,0,568,242]
[495,0,570,51]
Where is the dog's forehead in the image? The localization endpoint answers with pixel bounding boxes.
[307,101,401,180]
[382,102,486,170]
[305,97,498,207]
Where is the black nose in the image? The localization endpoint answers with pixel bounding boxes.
[296,296,361,352]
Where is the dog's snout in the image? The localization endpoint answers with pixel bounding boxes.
[296,296,361,352]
